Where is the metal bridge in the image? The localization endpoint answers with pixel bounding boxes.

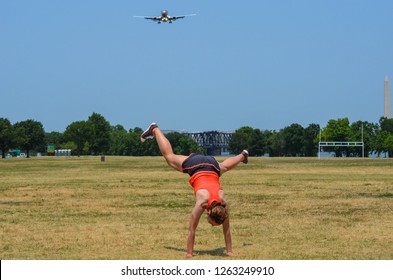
[184,131,233,155]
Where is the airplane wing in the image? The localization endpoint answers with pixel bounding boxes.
[170,14,196,21]
[133,16,161,21]
[170,16,185,21]
[145,17,161,22]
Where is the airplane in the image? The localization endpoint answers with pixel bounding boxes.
[134,10,196,24]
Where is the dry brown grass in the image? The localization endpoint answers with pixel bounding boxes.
[1,156,392,259]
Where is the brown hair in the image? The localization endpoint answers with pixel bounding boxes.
[209,202,228,225]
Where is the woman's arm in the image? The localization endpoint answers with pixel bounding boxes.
[186,201,205,257]
[222,216,234,256]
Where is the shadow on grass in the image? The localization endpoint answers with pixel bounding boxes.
[164,243,253,257]
[164,246,226,257]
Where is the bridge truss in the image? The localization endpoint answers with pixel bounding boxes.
[184,131,233,155]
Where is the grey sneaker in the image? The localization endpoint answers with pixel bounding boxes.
[241,150,249,164]
[140,123,158,142]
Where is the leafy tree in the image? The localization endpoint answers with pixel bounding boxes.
[0,118,15,158]
[87,112,111,155]
[45,131,65,150]
[228,126,254,155]
[248,128,269,156]
[64,141,77,152]
[14,119,46,157]
[375,129,393,158]
[229,126,268,156]
[380,117,393,133]
[64,121,93,156]
[129,127,155,156]
[268,130,285,157]
[348,121,378,157]
[109,125,130,155]
[376,117,393,157]
[303,123,320,156]
[323,118,351,141]
[261,130,274,156]
[321,118,351,157]
[166,132,204,155]
[282,123,305,156]
[384,134,393,157]
[384,134,393,158]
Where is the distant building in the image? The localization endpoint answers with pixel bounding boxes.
[385,76,391,119]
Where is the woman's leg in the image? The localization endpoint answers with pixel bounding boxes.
[219,150,248,175]
[141,123,188,172]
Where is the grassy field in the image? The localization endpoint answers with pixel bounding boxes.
[1,156,392,260]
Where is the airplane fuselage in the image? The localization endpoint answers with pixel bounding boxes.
[161,10,168,17]
[160,10,171,22]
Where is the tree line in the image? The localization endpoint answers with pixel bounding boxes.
[230,118,393,157]
[1,112,393,158]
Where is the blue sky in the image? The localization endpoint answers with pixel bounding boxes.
[1,0,392,132]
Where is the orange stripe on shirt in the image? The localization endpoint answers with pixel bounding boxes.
[182,162,221,173]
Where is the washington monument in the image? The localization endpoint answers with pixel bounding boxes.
[385,76,391,119]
